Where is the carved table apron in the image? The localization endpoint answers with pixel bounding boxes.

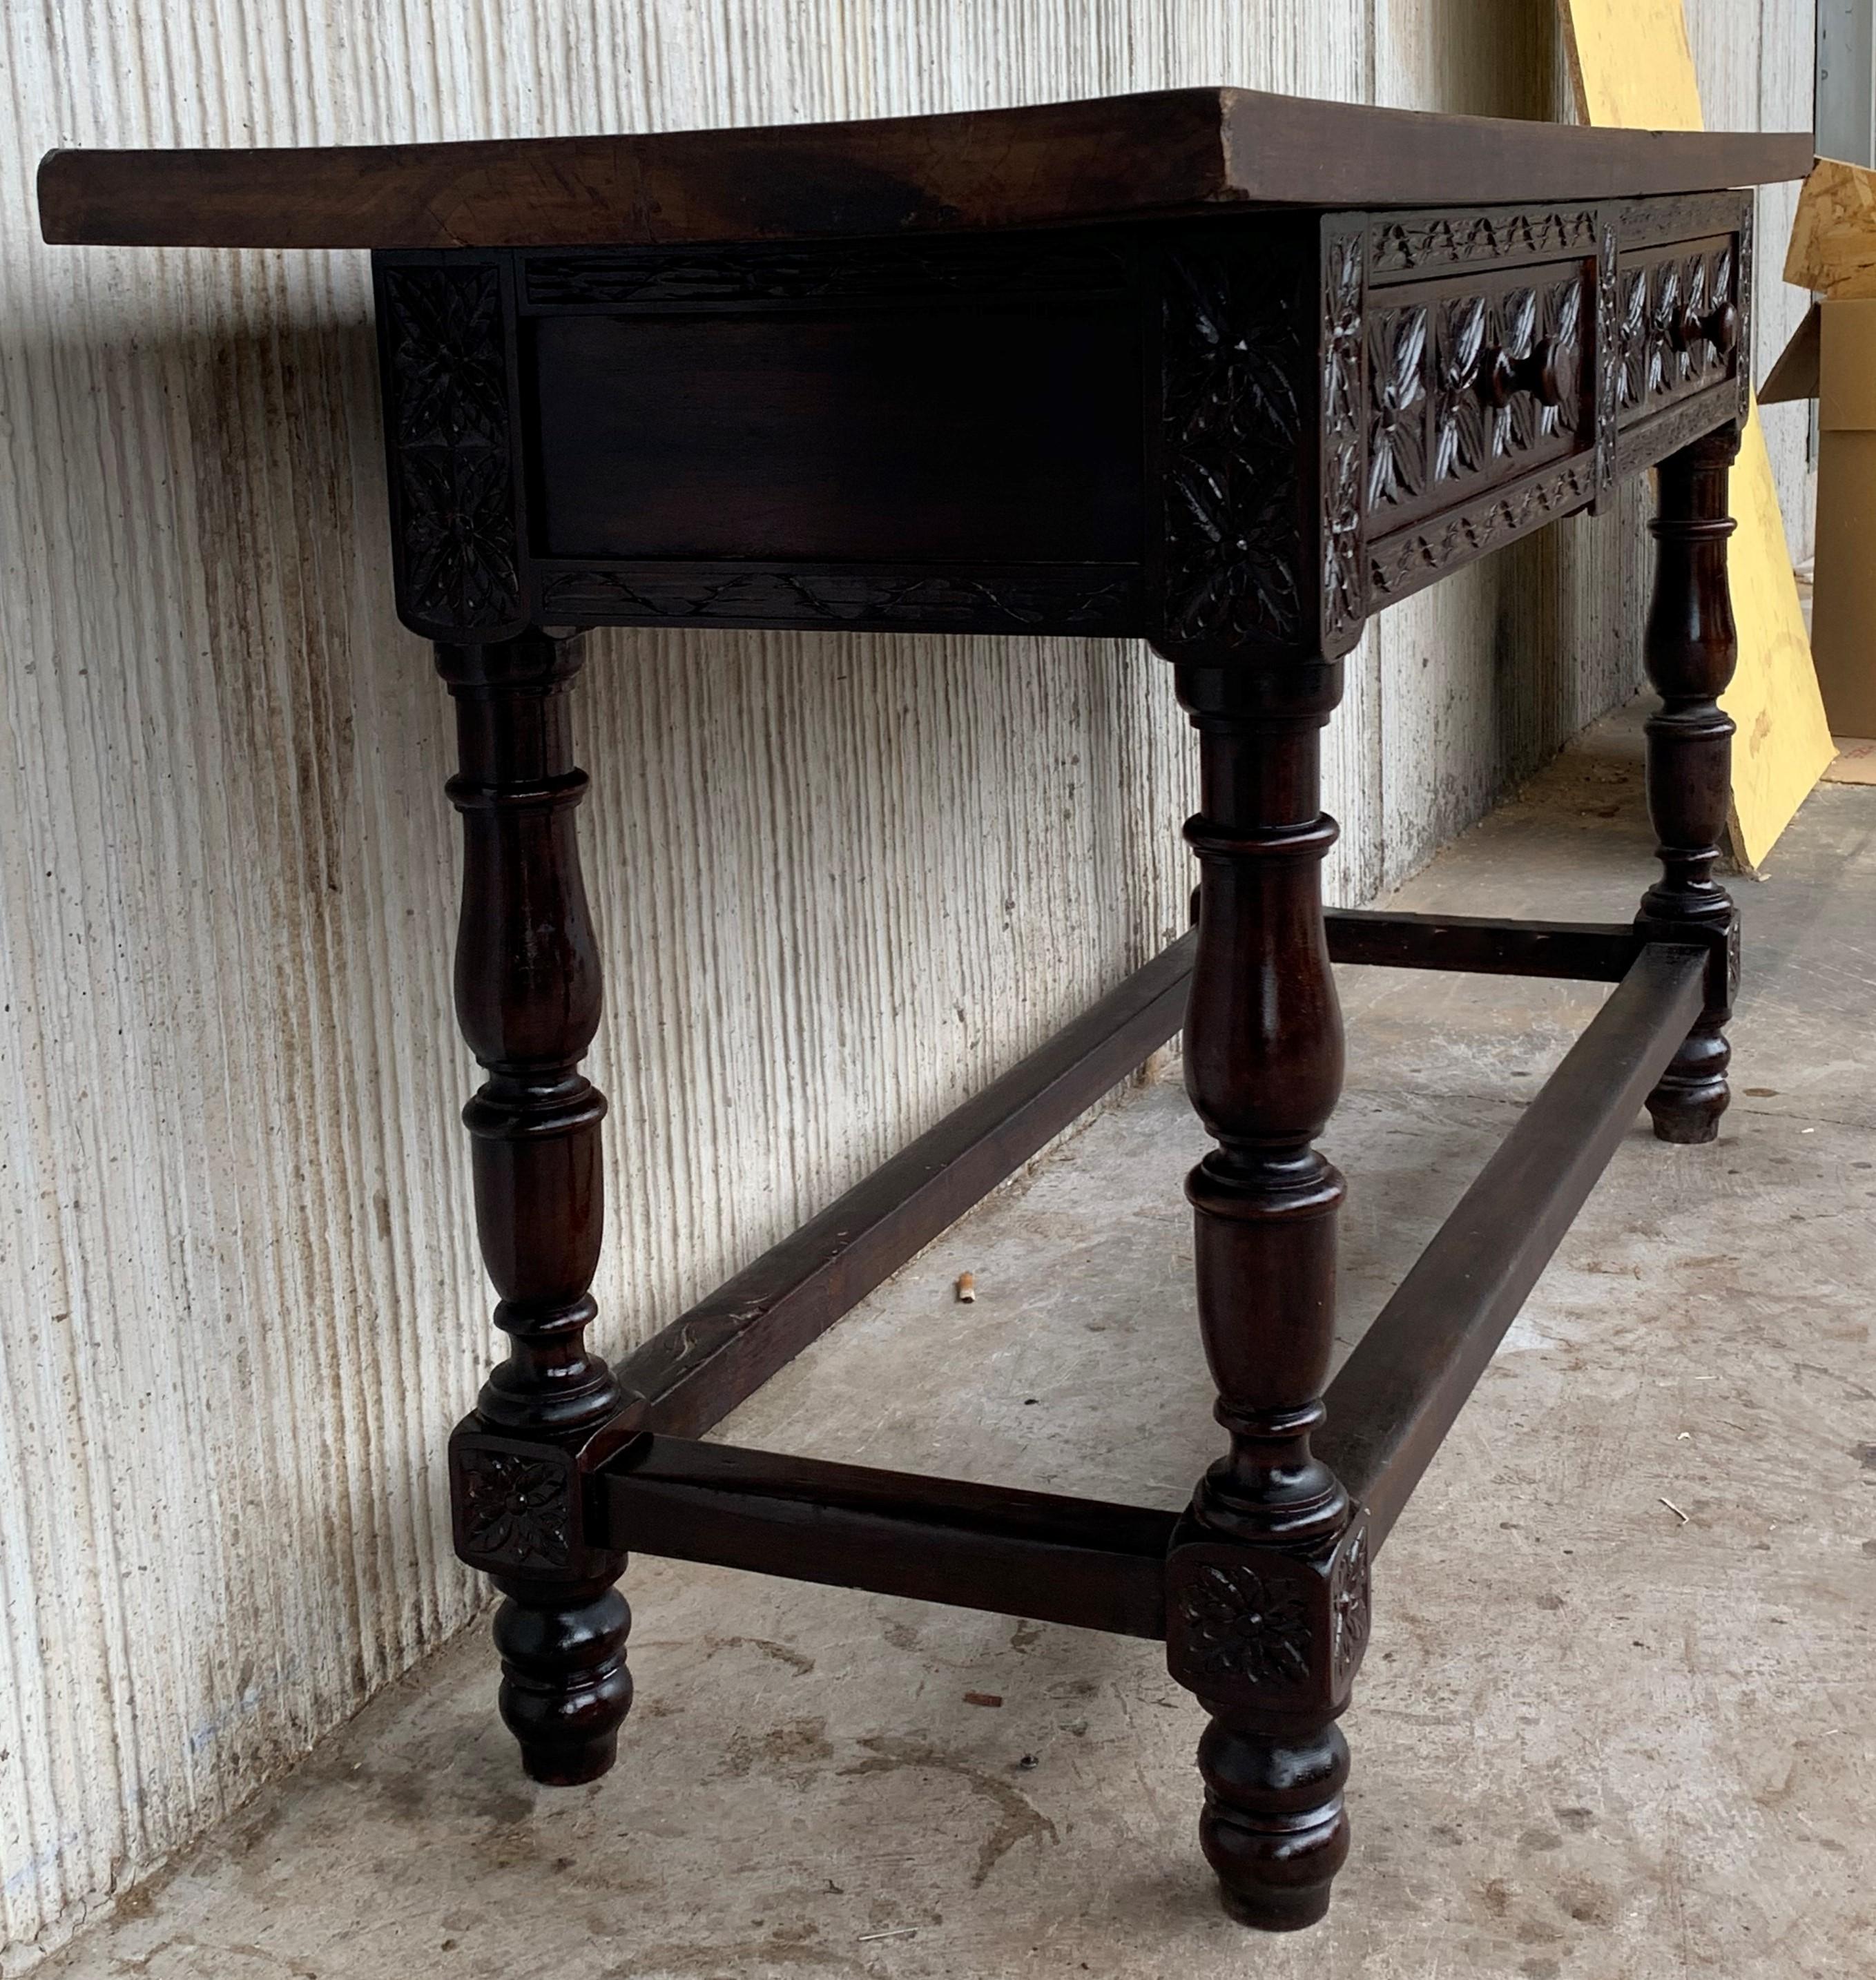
[39,93,1805,1931]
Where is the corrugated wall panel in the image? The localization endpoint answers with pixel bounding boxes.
[0,0,1811,1964]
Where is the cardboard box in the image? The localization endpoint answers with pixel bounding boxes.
[1765,161,1876,738]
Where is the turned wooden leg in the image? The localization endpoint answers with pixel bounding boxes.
[1162,659,1371,1931]
[438,630,635,1785]
[1638,425,1742,1145]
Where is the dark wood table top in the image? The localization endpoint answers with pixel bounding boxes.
[39,87,1812,251]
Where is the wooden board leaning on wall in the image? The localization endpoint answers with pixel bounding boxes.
[1560,0,1834,869]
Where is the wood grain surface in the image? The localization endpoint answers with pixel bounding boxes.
[39,87,1811,249]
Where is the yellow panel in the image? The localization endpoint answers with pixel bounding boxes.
[1561,0,1703,128]
[1723,411,1835,864]
[1559,0,1834,868]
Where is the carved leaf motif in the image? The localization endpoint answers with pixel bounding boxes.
[1366,308,1427,507]
[380,264,523,632]
[1541,278,1584,438]
[1370,208,1597,275]
[1681,252,1725,385]
[1491,288,1540,458]
[1369,459,1596,601]
[1618,269,1650,409]
[387,270,508,449]
[1648,260,1683,400]
[1174,1560,1315,1688]
[1322,432,1363,643]
[1613,239,1739,428]
[457,1447,572,1570]
[1616,387,1743,476]
[1435,295,1487,481]
[401,448,523,630]
[1596,222,1621,481]
[1431,273,1583,486]
[1324,233,1365,430]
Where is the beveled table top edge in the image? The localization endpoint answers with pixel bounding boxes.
[37,85,1813,251]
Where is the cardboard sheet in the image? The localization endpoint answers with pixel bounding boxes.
[1823,737,1876,784]
[1795,302,1876,735]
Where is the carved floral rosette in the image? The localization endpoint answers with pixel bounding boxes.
[1166,1515,1371,1715]
[450,1430,581,1575]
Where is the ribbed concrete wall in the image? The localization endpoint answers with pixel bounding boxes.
[0,1,1814,1966]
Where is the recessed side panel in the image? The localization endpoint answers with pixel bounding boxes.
[522,301,1144,567]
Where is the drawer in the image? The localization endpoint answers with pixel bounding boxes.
[1615,233,1739,421]
[1353,195,1750,612]
[1362,255,1594,537]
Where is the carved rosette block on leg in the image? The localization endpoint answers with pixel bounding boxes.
[1170,1516,1371,1928]
[1162,660,1371,1930]
[438,630,639,1785]
[1636,425,1743,1145]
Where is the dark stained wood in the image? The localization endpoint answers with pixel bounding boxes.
[619,930,1198,1441]
[527,300,1143,564]
[37,90,1810,250]
[606,908,1703,1453]
[1636,426,1743,1143]
[436,630,633,1786]
[1325,910,1640,980]
[601,1437,1174,1638]
[604,905,1728,1462]
[1158,652,1366,1934]
[1615,380,1747,481]
[1318,942,1710,1544]
[1152,214,1360,662]
[358,194,1758,648]
[375,171,1754,1938]
[57,91,1770,1936]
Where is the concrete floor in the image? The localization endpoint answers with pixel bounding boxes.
[48,709,1876,1979]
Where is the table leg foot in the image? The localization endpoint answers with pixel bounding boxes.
[494,1580,634,1785]
[1645,1020,1730,1143]
[1199,1718,1349,1930]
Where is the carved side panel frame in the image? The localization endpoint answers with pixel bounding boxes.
[375,255,531,643]
[1149,213,1369,661]
[376,237,1151,643]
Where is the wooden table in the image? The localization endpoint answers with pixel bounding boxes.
[41,89,1811,1932]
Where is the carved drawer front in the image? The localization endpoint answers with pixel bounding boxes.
[1603,193,1751,478]
[1614,234,1743,426]
[1362,258,1593,538]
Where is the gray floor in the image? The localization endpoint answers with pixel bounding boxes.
[48,710,1876,1979]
